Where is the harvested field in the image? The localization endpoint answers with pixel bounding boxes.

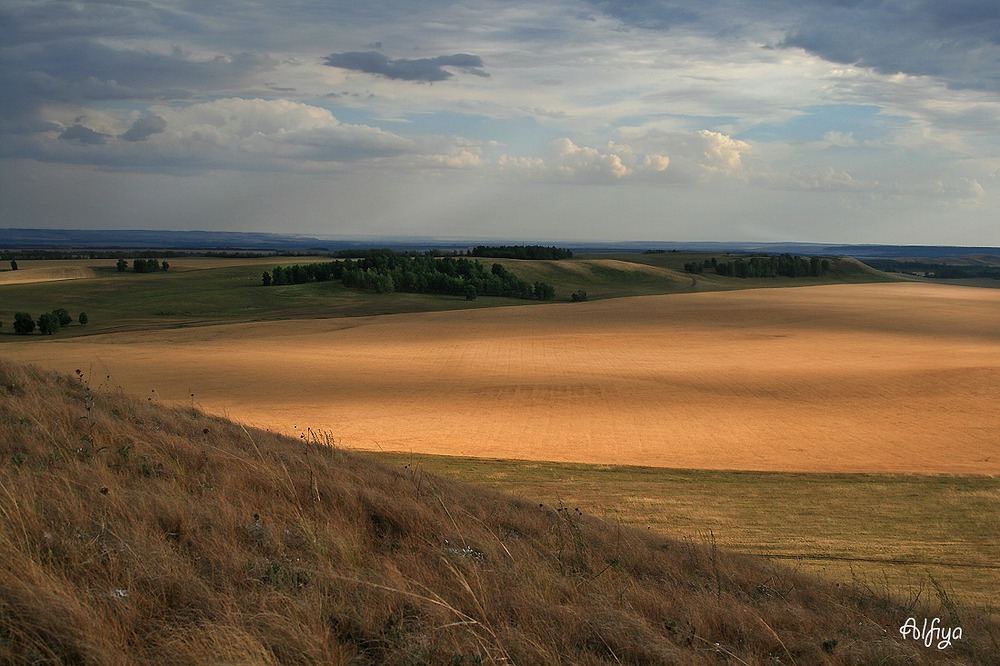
[0,265,97,285]
[6,282,999,474]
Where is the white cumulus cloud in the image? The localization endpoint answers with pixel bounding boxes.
[499,137,673,182]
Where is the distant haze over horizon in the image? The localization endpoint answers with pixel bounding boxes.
[2,2,1000,244]
[1,228,997,258]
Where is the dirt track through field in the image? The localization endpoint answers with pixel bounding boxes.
[6,283,999,473]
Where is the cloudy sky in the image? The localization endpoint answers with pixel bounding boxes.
[2,0,1000,244]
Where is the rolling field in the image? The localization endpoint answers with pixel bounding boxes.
[4,281,997,474]
[0,264,97,285]
[363,452,1000,608]
[3,259,997,607]
[0,257,523,335]
[0,254,888,337]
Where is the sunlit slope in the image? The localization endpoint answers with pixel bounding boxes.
[6,359,997,663]
[485,257,693,297]
[0,265,97,285]
[483,254,891,298]
[7,282,998,474]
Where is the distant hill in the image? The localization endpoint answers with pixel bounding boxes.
[2,227,997,259]
[0,228,334,251]
[1,358,996,664]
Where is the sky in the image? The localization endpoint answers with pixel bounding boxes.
[2,0,1000,245]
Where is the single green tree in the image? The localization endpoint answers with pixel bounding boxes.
[262,271,272,286]
[78,312,89,326]
[464,284,478,301]
[37,312,60,335]
[9,259,17,271]
[13,312,34,335]
[53,308,72,327]
[161,260,170,271]
[116,258,128,272]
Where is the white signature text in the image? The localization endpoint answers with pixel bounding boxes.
[899,617,963,650]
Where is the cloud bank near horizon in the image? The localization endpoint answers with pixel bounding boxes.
[2,0,999,244]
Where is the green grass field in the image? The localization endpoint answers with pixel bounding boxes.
[363,451,1000,612]
[0,252,898,338]
[0,260,522,337]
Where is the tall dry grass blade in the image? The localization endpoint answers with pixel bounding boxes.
[748,611,796,666]
[0,479,30,548]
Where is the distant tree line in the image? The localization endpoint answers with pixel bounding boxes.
[4,250,183,261]
[862,259,1000,280]
[117,258,169,273]
[203,251,278,259]
[468,245,573,260]
[5,309,88,336]
[327,248,463,259]
[685,254,832,278]
[262,250,556,301]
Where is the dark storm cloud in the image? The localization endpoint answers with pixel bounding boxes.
[5,39,275,93]
[782,1,1000,91]
[323,51,488,82]
[120,115,167,142]
[588,0,1000,92]
[0,9,276,131]
[0,0,181,46]
[585,0,700,30]
[59,124,108,144]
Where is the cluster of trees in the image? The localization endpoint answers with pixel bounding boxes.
[863,260,1000,280]
[6,309,88,336]
[685,254,833,278]
[683,258,718,274]
[117,258,169,273]
[262,250,556,301]
[468,245,573,260]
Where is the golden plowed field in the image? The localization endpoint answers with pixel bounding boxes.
[7,282,999,473]
[0,265,97,285]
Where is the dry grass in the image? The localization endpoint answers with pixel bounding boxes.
[364,452,1000,610]
[0,266,97,285]
[2,358,998,664]
[7,282,1000,474]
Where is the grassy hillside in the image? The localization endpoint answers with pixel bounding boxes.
[0,260,521,338]
[1,359,997,664]
[0,253,897,338]
[366,453,1000,611]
